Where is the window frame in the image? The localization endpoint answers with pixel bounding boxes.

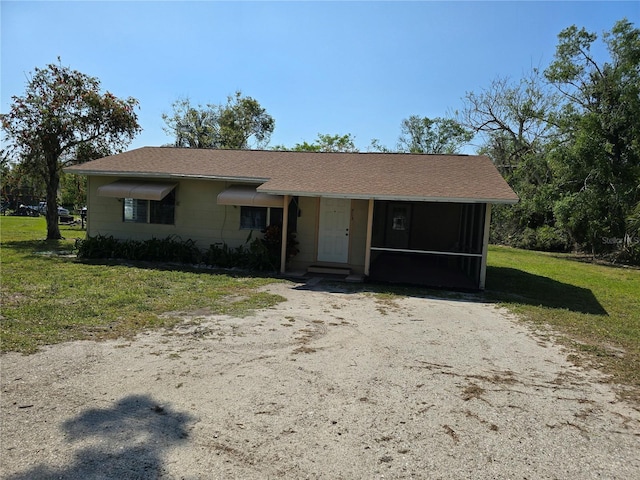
[123,189,176,225]
[239,206,269,230]
[239,206,286,231]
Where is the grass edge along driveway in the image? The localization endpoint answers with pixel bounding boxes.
[1,216,639,403]
[0,217,285,353]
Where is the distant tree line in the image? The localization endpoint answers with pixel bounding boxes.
[459,19,639,263]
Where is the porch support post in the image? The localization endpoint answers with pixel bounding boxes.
[280,195,290,274]
[479,203,492,290]
[364,198,374,276]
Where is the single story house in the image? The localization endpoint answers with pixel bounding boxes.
[65,147,518,290]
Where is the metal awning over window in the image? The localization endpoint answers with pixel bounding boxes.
[217,185,284,207]
[97,181,177,201]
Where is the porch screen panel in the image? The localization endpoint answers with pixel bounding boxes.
[370,200,486,290]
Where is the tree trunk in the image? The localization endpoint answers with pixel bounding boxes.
[45,154,62,240]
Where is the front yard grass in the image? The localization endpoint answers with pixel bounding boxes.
[485,245,640,402]
[1,217,638,402]
[0,216,284,353]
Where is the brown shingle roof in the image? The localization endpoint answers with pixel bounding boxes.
[66,147,518,203]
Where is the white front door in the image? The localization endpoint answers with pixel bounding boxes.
[317,197,351,263]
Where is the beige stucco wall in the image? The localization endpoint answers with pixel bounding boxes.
[87,177,371,274]
[348,199,369,274]
[87,176,261,251]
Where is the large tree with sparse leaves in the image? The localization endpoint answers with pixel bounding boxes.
[162,91,274,150]
[459,72,563,249]
[397,115,473,154]
[1,60,141,239]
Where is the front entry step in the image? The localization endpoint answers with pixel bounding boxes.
[307,265,351,276]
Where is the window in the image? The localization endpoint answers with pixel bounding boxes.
[124,190,175,224]
[240,206,268,230]
[240,206,289,230]
[124,198,148,223]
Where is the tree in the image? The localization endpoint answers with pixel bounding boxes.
[162,91,275,150]
[545,19,640,254]
[459,73,566,249]
[460,72,559,176]
[396,115,473,154]
[1,60,140,239]
[367,138,393,153]
[161,98,219,148]
[1,160,45,209]
[218,91,275,149]
[273,133,358,152]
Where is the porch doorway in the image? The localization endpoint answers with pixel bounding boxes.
[317,197,351,263]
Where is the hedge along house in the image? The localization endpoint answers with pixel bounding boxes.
[65,147,518,290]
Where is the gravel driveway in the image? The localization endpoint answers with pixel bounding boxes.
[1,280,639,479]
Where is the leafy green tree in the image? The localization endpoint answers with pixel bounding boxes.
[545,19,640,254]
[162,91,275,149]
[218,91,275,149]
[59,172,87,210]
[460,72,558,177]
[628,201,640,239]
[397,115,473,154]
[274,133,358,152]
[1,60,140,239]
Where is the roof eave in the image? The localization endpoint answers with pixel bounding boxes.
[63,169,270,184]
[258,188,519,204]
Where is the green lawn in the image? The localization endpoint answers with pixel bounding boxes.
[0,216,284,353]
[485,245,639,401]
[1,217,638,402]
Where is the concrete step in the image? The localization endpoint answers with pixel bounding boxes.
[307,265,351,276]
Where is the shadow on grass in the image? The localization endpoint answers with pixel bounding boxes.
[4,238,607,316]
[484,266,607,315]
[291,268,607,316]
[6,394,193,480]
[2,239,77,256]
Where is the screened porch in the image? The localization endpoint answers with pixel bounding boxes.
[368,201,489,290]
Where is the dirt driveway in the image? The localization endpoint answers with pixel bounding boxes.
[1,280,639,479]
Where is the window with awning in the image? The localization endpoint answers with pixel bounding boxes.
[97,181,177,225]
[97,180,177,201]
[123,190,176,225]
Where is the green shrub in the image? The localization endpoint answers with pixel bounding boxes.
[204,237,279,272]
[532,225,571,252]
[76,235,202,264]
[513,226,570,252]
[204,243,246,269]
[76,230,296,272]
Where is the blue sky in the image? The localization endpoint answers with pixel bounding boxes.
[2,1,638,153]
